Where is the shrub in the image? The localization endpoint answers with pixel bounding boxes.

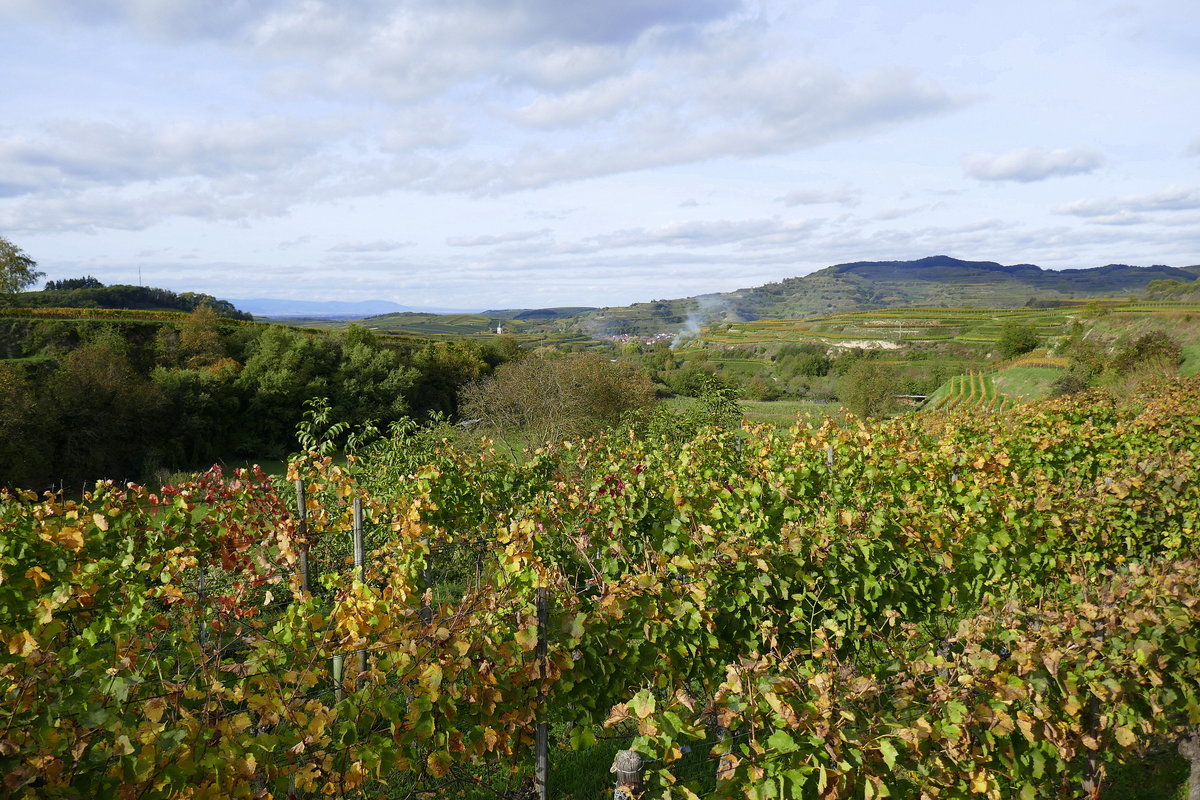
[997,322,1041,359]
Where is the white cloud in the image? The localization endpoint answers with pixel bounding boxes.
[778,186,861,207]
[327,240,413,253]
[586,218,822,250]
[1188,138,1200,156]
[508,73,654,129]
[447,229,552,247]
[0,117,338,195]
[963,147,1104,182]
[1056,186,1200,218]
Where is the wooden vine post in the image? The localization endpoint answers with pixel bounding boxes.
[353,496,367,687]
[1179,732,1200,800]
[611,749,644,799]
[420,534,432,625]
[294,478,310,593]
[535,583,550,800]
[197,562,208,649]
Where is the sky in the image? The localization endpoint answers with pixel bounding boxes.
[1,0,1198,310]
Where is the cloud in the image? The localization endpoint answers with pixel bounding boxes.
[446,229,552,247]
[777,186,861,207]
[963,147,1104,182]
[586,218,822,250]
[10,1,742,102]
[508,73,654,129]
[327,240,413,253]
[0,0,966,231]
[0,117,337,196]
[1056,186,1200,218]
[417,63,960,195]
[1188,138,1200,156]
[500,0,741,46]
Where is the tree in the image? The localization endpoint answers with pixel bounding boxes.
[460,353,656,443]
[44,276,104,291]
[0,364,48,488]
[996,321,1041,359]
[0,237,43,298]
[840,360,898,418]
[178,305,225,367]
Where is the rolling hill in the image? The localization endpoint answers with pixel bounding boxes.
[578,256,1199,337]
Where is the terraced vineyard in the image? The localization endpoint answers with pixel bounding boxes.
[925,370,1014,412]
[291,310,603,349]
[704,306,1070,349]
[701,299,1200,351]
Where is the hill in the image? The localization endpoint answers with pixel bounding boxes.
[579,256,1198,337]
[12,283,250,319]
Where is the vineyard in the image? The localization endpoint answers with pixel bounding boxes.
[924,371,1014,413]
[2,379,1200,798]
[700,300,1200,351]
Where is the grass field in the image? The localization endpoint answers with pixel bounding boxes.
[739,399,841,425]
[663,396,840,426]
[990,365,1064,400]
[1182,344,1200,377]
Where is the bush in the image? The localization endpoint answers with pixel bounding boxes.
[997,322,1041,359]
[1110,332,1182,375]
[840,361,898,418]
[460,353,656,443]
[1050,372,1091,397]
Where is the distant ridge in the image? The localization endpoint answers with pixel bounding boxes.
[230,298,481,318]
[578,255,1199,337]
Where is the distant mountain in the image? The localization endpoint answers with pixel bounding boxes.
[578,256,1199,337]
[230,298,481,318]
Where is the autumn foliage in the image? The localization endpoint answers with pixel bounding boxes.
[1,379,1199,798]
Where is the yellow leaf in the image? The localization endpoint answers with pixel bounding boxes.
[969,770,990,793]
[514,625,539,652]
[24,567,51,590]
[1114,726,1137,747]
[427,751,452,778]
[7,631,37,657]
[144,697,167,724]
[53,526,85,552]
[92,514,109,531]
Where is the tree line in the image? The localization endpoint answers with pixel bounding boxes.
[0,308,521,490]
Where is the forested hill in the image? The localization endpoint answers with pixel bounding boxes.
[579,255,1199,337]
[11,281,250,320]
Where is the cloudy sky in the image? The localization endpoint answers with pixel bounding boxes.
[1,0,1197,310]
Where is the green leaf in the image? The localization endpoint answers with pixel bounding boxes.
[767,730,798,753]
[878,738,898,770]
[630,690,656,719]
[413,713,435,740]
[569,725,597,750]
